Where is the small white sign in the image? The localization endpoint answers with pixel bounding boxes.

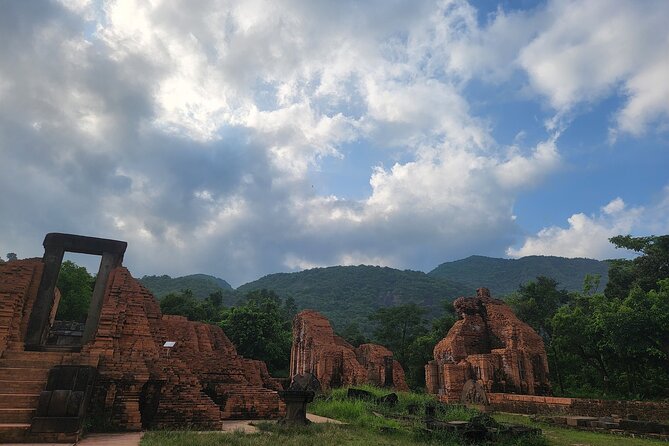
[163,341,176,348]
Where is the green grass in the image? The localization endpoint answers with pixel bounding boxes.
[141,423,460,446]
[494,413,667,446]
[309,384,478,424]
[141,386,663,446]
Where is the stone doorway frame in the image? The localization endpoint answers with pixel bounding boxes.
[25,233,127,351]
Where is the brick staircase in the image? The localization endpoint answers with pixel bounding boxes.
[0,350,67,443]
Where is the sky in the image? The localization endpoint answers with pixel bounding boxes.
[0,0,667,287]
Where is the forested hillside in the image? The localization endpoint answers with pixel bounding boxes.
[140,274,233,300]
[429,255,609,297]
[237,265,470,332]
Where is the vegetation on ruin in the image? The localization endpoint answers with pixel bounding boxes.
[429,255,609,297]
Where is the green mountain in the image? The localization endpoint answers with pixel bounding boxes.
[139,274,233,300]
[428,255,609,297]
[237,265,471,333]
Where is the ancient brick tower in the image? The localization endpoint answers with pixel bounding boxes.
[290,309,409,391]
[0,233,284,442]
[425,288,550,403]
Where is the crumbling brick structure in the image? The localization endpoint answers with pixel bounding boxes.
[290,310,408,391]
[0,234,284,442]
[425,288,550,403]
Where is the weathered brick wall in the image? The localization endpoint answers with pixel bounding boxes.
[0,259,43,356]
[78,267,223,429]
[0,259,285,430]
[488,393,669,422]
[290,310,409,391]
[428,288,550,401]
[160,315,284,419]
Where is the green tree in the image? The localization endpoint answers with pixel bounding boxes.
[6,252,17,262]
[55,260,95,322]
[160,289,207,321]
[198,290,225,322]
[220,289,292,376]
[506,276,571,393]
[206,290,224,308]
[337,322,368,347]
[551,283,669,398]
[606,234,669,299]
[369,303,429,388]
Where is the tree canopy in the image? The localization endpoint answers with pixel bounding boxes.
[55,260,95,322]
[220,289,293,376]
[507,234,669,399]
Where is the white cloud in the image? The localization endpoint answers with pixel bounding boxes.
[517,0,669,134]
[442,0,669,136]
[0,0,665,286]
[507,197,650,259]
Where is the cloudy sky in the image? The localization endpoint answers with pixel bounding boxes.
[1,0,667,286]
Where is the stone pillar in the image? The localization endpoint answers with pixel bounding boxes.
[277,390,314,426]
[82,251,121,344]
[25,243,65,348]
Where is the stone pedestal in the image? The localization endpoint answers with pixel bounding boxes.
[278,390,314,426]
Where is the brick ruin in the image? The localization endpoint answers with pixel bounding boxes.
[0,234,284,442]
[425,288,550,403]
[290,309,409,391]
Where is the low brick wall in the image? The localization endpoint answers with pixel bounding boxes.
[488,393,669,422]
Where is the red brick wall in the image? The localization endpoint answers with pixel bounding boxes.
[488,393,669,422]
[0,259,43,356]
[0,260,284,430]
[290,310,409,391]
[427,288,550,401]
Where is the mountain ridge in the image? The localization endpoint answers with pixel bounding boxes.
[428,254,609,296]
[139,255,610,330]
[139,273,233,300]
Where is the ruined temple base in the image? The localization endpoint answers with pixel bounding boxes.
[486,393,669,422]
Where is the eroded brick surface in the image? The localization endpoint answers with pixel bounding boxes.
[426,288,550,402]
[290,310,408,391]
[0,259,284,431]
[487,393,669,422]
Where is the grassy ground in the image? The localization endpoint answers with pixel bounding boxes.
[494,413,667,446]
[141,423,547,446]
[140,386,665,446]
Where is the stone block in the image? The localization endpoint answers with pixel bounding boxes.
[46,390,71,417]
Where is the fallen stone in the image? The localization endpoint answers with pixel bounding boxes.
[376,393,398,406]
[347,388,374,400]
[565,416,598,427]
